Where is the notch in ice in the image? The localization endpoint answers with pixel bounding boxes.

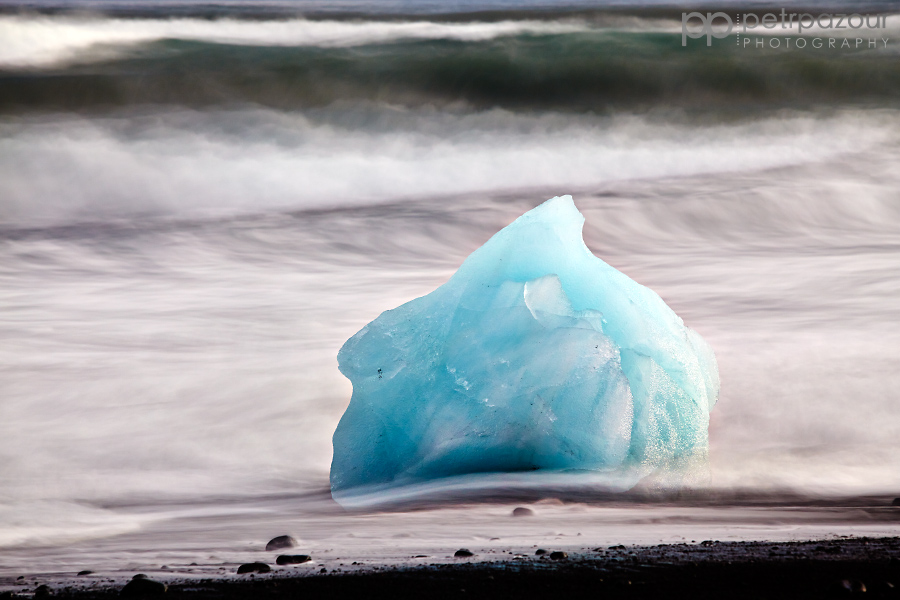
[331,196,718,506]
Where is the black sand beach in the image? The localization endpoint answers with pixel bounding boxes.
[4,537,899,600]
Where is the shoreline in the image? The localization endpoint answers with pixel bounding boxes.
[4,536,898,599]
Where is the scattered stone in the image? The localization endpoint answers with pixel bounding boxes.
[549,551,568,560]
[609,545,626,550]
[892,498,900,507]
[454,549,474,557]
[512,507,534,517]
[77,570,93,576]
[276,555,311,566]
[535,549,547,556]
[237,563,271,575]
[319,568,327,573]
[265,535,297,551]
[34,585,51,599]
[841,579,867,593]
[120,576,167,597]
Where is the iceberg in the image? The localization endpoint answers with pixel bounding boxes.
[330,196,719,506]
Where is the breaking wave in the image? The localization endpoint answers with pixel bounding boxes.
[0,15,596,68]
[1,106,896,227]
[2,14,900,112]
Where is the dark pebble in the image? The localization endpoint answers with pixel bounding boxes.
[535,549,547,556]
[892,498,900,506]
[319,568,327,573]
[549,551,568,560]
[237,563,271,575]
[454,549,474,557]
[276,555,311,566]
[609,545,626,550]
[120,577,167,597]
[77,570,93,576]
[512,507,534,517]
[265,535,297,551]
[34,585,51,599]
[841,579,867,593]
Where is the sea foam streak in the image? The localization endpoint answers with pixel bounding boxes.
[0,15,592,67]
[1,108,892,227]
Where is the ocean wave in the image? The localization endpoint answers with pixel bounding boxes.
[2,18,900,113]
[0,14,595,68]
[1,106,896,227]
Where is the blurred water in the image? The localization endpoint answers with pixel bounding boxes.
[3,128,900,543]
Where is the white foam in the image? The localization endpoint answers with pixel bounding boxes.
[1,107,894,227]
[0,15,593,68]
[0,500,147,548]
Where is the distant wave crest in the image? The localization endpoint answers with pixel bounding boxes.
[2,14,900,113]
[0,15,594,68]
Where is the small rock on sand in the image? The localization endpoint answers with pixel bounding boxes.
[454,549,474,557]
[535,549,547,556]
[265,535,297,551]
[34,585,51,599]
[549,551,568,560]
[892,498,900,506]
[276,555,311,566]
[77,570,93,576]
[237,563,271,574]
[120,576,167,597]
[512,507,534,517]
[841,579,867,593]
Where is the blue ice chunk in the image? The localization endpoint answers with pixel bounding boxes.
[330,196,719,504]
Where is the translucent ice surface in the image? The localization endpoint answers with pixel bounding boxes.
[331,196,719,506]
